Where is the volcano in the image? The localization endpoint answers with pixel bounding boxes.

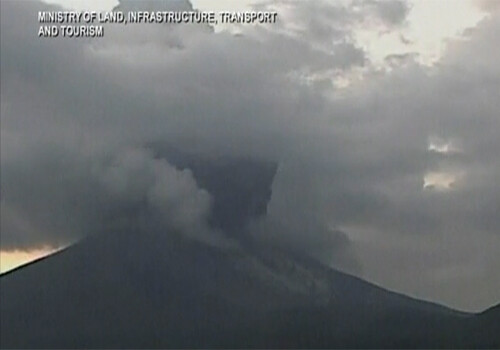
[1,157,499,348]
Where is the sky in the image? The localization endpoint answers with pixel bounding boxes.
[1,0,499,312]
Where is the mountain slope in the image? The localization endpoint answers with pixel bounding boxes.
[1,228,496,348]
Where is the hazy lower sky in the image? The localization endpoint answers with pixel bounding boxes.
[1,0,499,312]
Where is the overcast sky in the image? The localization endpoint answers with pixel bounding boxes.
[1,0,499,312]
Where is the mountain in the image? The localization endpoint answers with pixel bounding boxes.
[468,304,500,348]
[1,228,498,348]
[1,156,498,348]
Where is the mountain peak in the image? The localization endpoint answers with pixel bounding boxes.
[2,227,498,348]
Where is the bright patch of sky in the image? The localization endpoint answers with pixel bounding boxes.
[355,0,487,66]
[0,248,60,273]
[428,136,462,155]
[423,171,463,191]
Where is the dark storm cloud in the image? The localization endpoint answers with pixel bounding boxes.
[1,0,499,310]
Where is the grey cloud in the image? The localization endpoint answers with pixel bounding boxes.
[475,0,500,13]
[363,0,410,26]
[384,52,419,67]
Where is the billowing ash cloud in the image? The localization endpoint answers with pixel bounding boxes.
[1,0,500,310]
[1,144,217,249]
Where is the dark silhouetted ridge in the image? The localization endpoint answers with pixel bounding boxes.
[1,227,498,348]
